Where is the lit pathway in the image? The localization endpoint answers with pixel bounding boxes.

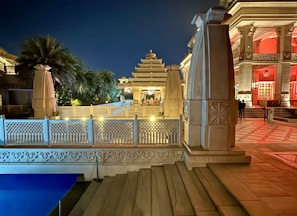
[236,118,297,144]
[217,118,297,215]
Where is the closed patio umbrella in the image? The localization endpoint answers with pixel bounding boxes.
[32,64,56,118]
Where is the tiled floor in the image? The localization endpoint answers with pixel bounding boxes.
[221,118,297,216]
[236,118,297,144]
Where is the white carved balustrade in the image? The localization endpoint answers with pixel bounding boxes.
[0,115,182,146]
[57,105,163,119]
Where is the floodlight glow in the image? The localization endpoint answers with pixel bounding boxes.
[81,117,87,121]
[150,116,156,121]
[64,117,69,121]
[99,116,104,121]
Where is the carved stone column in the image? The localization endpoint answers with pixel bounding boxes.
[237,24,255,107]
[183,8,250,168]
[164,65,183,118]
[276,23,295,107]
[132,88,140,103]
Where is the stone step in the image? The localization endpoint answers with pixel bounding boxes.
[208,164,277,216]
[99,174,127,216]
[133,168,152,216]
[68,181,100,216]
[163,163,195,216]
[244,108,265,118]
[114,171,139,216]
[176,161,219,216]
[70,162,257,215]
[184,146,251,169]
[49,181,90,216]
[193,167,248,216]
[244,107,297,118]
[82,176,115,215]
[151,166,173,216]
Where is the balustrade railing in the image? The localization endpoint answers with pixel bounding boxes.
[0,115,182,147]
[57,105,163,119]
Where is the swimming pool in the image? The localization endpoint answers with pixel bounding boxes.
[0,174,78,216]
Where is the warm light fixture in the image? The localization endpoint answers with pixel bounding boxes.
[150,116,156,121]
[147,87,156,95]
[263,70,270,77]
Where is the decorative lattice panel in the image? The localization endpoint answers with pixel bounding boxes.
[94,120,133,144]
[5,121,44,144]
[49,120,88,144]
[138,120,178,144]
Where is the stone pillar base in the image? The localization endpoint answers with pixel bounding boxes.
[183,145,251,170]
[281,93,290,107]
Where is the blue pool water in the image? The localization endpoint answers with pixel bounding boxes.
[0,174,78,216]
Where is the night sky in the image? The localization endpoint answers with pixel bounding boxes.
[2,0,219,79]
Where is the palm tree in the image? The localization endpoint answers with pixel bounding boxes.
[73,70,119,105]
[97,70,119,103]
[16,35,86,87]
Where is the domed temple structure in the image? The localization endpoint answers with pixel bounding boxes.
[118,50,168,105]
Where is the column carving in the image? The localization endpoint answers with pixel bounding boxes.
[185,8,236,150]
[237,24,255,107]
[183,8,251,169]
[276,23,295,107]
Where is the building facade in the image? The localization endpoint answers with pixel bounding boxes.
[0,47,17,75]
[0,48,33,118]
[118,50,168,105]
[180,0,297,107]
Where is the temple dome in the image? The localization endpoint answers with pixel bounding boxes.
[145,50,157,59]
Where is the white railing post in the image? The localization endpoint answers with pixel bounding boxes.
[0,115,5,145]
[88,115,94,145]
[133,115,139,146]
[90,104,94,116]
[178,115,183,147]
[43,116,49,146]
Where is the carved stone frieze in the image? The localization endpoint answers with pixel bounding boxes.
[208,101,229,125]
[253,54,278,62]
[0,149,184,164]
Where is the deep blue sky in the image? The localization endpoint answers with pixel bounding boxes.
[2,0,219,79]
